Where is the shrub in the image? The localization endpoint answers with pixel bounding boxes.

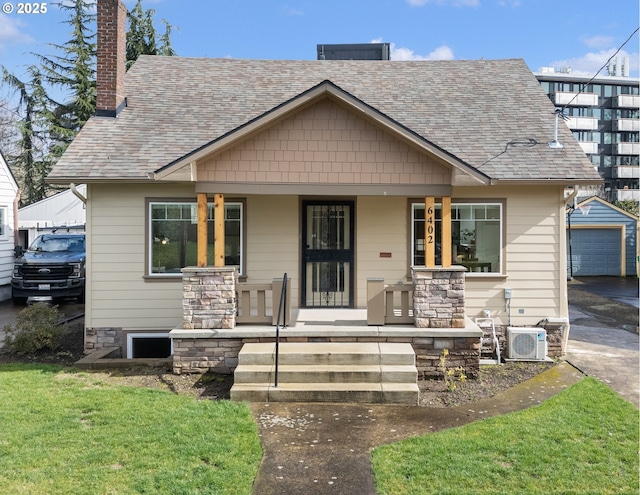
[439,348,467,392]
[3,303,66,354]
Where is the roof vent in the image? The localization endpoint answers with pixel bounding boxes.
[548,109,565,149]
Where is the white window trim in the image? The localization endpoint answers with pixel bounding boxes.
[0,205,8,238]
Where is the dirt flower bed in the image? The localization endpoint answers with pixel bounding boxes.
[0,321,556,407]
[418,361,554,407]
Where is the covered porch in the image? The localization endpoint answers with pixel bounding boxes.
[169,262,483,379]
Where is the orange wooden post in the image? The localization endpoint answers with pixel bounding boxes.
[214,194,225,267]
[441,196,452,267]
[425,196,435,267]
[197,193,208,267]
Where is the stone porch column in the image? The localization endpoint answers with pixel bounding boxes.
[182,266,238,329]
[412,266,466,328]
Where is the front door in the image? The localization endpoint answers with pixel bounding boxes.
[302,201,354,307]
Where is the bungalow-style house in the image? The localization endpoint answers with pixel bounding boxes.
[50,0,601,401]
[0,151,20,301]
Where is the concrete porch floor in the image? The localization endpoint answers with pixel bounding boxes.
[227,308,482,339]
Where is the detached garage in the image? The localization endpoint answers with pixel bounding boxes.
[567,197,638,277]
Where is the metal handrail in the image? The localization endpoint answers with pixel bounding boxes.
[274,273,288,387]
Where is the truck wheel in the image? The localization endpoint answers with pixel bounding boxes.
[12,296,27,305]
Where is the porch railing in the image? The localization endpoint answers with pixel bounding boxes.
[367,278,414,325]
[274,273,288,388]
[236,278,291,325]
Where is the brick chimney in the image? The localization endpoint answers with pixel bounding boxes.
[96,0,126,117]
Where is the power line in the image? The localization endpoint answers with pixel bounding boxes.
[560,26,639,112]
[478,138,539,168]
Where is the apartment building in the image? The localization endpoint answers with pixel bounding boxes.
[535,61,640,202]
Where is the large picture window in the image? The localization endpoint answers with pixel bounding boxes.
[149,200,243,276]
[412,202,502,274]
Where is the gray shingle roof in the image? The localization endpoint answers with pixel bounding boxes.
[48,56,601,183]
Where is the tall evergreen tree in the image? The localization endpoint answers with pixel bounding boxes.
[1,0,176,205]
[32,0,96,158]
[126,0,177,69]
[1,67,54,205]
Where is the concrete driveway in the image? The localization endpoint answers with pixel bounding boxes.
[569,275,639,308]
[566,277,639,407]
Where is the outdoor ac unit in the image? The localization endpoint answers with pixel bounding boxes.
[506,327,547,360]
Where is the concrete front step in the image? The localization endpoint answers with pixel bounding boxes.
[237,342,416,366]
[234,364,418,384]
[230,382,419,404]
[230,342,418,404]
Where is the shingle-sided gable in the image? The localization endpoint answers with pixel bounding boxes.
[198,98,452,186]
[48,57,601,184]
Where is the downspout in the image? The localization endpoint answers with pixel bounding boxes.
[13,188,20,248]
[564,185,580,207]
[564,186,579,281]
[70,183,87,204]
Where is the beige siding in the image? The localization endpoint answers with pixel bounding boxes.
[458,185,568,326]
[355,196,408,307]
[86,183,192,329]
[87,181,567,330]
[245,196,300,306]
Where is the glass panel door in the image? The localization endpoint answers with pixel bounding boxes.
[302,202,354,307]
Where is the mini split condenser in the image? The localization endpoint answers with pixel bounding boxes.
[506,327,548,361]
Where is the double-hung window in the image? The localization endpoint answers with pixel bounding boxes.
[412,201,503,274]
[148,200,243,276]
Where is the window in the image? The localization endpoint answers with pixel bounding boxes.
[412,201,503,274]
[0,207,6,236]
[148,200,243,276]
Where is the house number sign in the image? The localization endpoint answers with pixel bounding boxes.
[425,196,436,267]
[426,205,434,245]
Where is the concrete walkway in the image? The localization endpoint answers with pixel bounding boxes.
[565,305,639,407]
[249,279,639,495]
[250,363,583,495]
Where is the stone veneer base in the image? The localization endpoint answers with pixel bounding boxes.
[169,323,484,379]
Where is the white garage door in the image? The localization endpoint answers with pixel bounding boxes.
[568,228,621,276]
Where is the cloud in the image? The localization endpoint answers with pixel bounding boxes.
[371,38,455,60]
[284,7,304,16]
[498,0,521,6]
[407,0,479,6]
[581,35,614,49]
[0,14,33,50]
[548,48,637,76]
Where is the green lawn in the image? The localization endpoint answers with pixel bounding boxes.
[0,364,261,495]
[373,377,639,495]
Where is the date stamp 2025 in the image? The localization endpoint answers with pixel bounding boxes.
[2,2,48,14]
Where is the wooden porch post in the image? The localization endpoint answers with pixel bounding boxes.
[214,193,225,267]
[425,196,435,267]
[197,193,208,267]
[441,196,452,267]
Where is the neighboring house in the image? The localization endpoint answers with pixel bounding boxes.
[48,0,601,376]
[0,151,20,301]
[567,196,638,277]
[17,184,86,248]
